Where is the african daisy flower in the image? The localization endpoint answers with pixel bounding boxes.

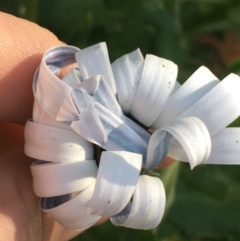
[24,42,240,231]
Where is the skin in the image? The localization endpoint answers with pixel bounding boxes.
[0,12,174,241]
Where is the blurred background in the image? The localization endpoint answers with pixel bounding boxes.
[2,0,240,240]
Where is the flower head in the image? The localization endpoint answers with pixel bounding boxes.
[24,42,240,231]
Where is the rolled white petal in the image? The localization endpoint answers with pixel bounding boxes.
[177,73,240,136]
[56,94,79,122]
[24,120,93,162]
[205,128,240,164]
[72,75,123,119]
[89,151,142,216]
[124,115,151,144]
[75,42,117,95]
[76,75,100,95]
[71,103,148,159]
[72,89,93,113]
[31,160,97,197]
[131,55,177,127]
[64,75,109,123]
[62,67,82,87]
[41,183,100,230]
[111,49,144,113]
[153,66,219,129]
[111,175,166,230]
[33,99,71,129]
[71,103,105,145]
[147,117,211,169]
[34,46,79,116]
[145,131,173,170]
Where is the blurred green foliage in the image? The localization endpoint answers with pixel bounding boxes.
[2,0,240,240]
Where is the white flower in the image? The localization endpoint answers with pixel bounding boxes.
[24,42,240,231]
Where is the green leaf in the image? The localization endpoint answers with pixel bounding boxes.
[162,164,240,240]
[191,21,232,33]
[142,1,179,33]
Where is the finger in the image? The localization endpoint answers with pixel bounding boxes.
[0,122,24,154]
[154,156,176,170]
[0,12,65,125]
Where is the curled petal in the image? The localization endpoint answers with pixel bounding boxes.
[58,74,150,144]
[72,89,93,112]
[56,94,79,123]
[31,160,97,197]
[24,120,93,162]
[34,46,79,116]
[111,175,166,230]
[75,42,117,95]
[178,73,240,136]
[145,131,173,170]
[131,54,177,127]
[41,183,100,230]
[72,75,123,119]
[76,75,100,95]
[71,103,105,144]
[146,117,211,170]
[124,115,151,144]
[89,151,142,216]
[111,49,144,113]
[205,128,240,164]
[153,66,219,129]
[62,67,82,87]
[33,98,68,128]
[71,103,148,160]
